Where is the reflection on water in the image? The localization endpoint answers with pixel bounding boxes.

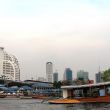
[0,99,110,110]
[64,103,110,110]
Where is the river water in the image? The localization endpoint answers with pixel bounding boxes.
[0,98,110,110]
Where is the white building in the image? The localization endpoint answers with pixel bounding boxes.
[46,62,53,82]
[0,47,20,81]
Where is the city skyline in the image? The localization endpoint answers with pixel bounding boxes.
[0,0,110,80]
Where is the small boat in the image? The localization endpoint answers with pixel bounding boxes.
[20,96,32,99]
[48,98,80,104]
[6,93,19,98]
[48,82,110,104]
[0,94,6,98]
[0,91,6,98]
[32,94,49,99]
[49,96,110,104]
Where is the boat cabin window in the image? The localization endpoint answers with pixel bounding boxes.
[107,86,110,95]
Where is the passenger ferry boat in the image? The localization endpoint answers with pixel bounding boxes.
[48,82,110,104]
[0,91,7,98]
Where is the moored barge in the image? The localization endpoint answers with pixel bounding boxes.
[48,82,110,104]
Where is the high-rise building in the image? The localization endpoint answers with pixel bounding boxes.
[0,47,20,81]
[53,72,58,82]
[46,62,53,82]
[64,68,73,81]
[77,70,89,82]
[95,72,103,83]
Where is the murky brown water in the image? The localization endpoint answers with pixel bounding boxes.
[0,98,110,110]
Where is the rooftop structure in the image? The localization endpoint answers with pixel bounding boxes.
[61,81,110,89]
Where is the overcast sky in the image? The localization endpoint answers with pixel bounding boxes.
[0,0,110,81]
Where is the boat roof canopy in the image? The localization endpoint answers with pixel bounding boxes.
[61,82,110,89]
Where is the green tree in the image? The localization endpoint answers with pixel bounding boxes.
[53,81,57,88]
[57,81,62,88]
[102,68,110,82]
[61,80,72,86]
[53,81,62,89]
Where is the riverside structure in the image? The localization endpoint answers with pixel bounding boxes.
[49,82,110,104]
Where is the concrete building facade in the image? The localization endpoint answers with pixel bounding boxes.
[77,70,89,82]
[46,62,53,82]
[53,72,58,82]
[0,47,20,81]
[95,72,103,83]
[64,68,73,81]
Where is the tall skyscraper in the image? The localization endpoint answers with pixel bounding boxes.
[95,72,103,83]
[77,70,89,82]
[0,47,20,81]
[46,62,53,82]
[53,72,58,82]
[64,68,73,81]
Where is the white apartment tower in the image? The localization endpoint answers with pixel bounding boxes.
[46,62,53,82]
[0,47,20,81]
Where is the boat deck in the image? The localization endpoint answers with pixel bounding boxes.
[48,96,110,104]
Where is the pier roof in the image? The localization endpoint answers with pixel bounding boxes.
[61,81,110,89]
